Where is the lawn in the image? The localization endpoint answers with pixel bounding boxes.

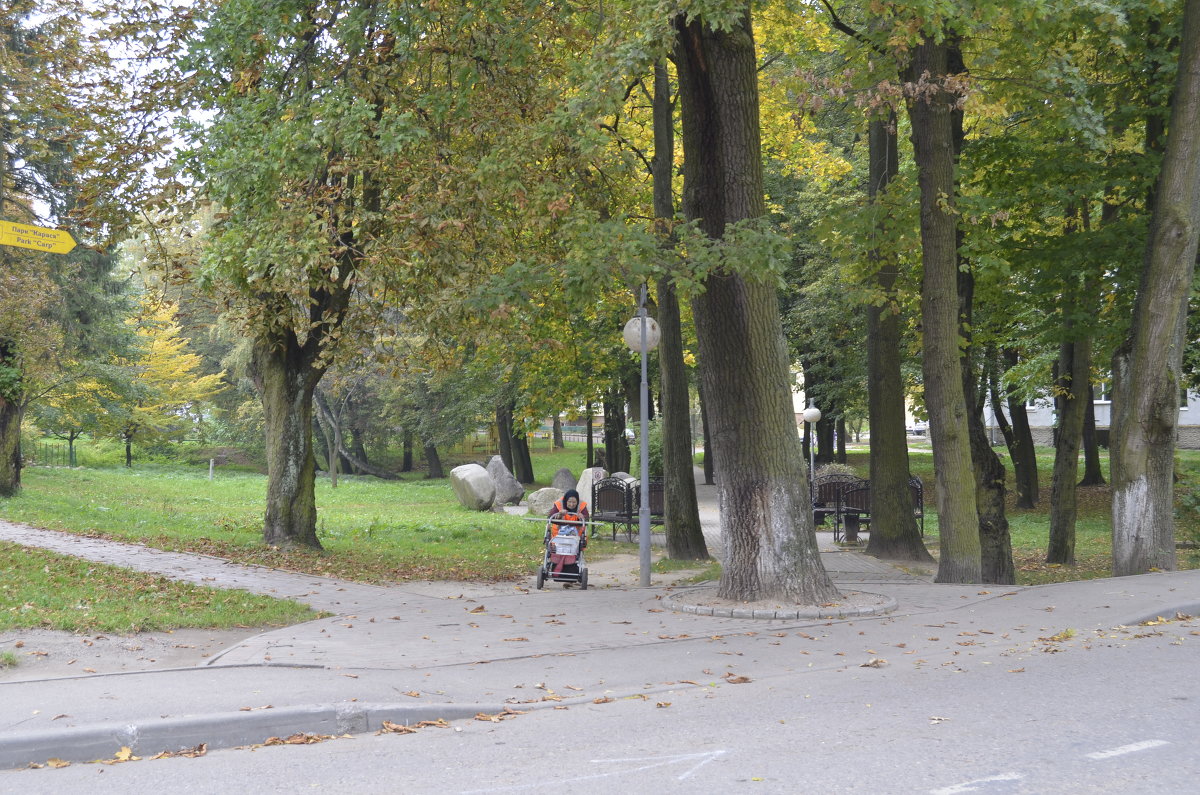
[0,541,317,633]
[0,443,622,586]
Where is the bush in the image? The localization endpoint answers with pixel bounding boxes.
[815,462,859,478]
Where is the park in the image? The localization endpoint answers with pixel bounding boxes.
[3,0,1200,788]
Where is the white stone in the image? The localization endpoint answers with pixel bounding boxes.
[575,467,607,508]
[527,487,563,517]
[486,456,525,506]
[450,464,495,511]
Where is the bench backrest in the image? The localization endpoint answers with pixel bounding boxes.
[592,477,632,516]
[841,483,871,512]
[811,473,865,505]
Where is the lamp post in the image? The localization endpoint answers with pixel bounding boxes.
[622,284,661,588]
[802,403,822,477]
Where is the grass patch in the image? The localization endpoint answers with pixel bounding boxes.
[652,556,721,584]
[0,464,560,584]
[0,541,316,633]
[0,651,17,668]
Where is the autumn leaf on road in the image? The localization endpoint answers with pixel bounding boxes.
[860,658,887,668]
[593,696,614,704]
[468,605,486,614]
[379,721,417,734]
[724,673,752,684]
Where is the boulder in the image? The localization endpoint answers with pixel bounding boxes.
[486,455,525,505]
[551,467,576,492]
[527,487,563,517]
[450,464,495,511]
[575,466,607,507]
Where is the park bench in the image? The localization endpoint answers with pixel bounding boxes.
[811,472,865,537]
[591,476,664,541]
[819,475,926,544]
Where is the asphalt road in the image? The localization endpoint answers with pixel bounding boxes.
[8,617,1195,794]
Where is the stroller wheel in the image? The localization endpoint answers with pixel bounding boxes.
[535,568,545,590]
[580,570,588,590]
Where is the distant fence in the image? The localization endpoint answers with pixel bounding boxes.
[23,440,73,467]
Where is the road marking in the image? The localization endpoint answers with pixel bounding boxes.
[930,773,1023,794]
[460,750,728,793]
[1086,740,1170,760]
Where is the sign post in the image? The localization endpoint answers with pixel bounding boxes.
[0,220,76,254]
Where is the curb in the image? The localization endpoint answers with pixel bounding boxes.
[662,586,898,620]
[0,701,490,771]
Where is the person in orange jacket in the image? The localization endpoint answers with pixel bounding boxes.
[547,489,589,546]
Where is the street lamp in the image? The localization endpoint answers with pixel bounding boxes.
[802,403,822,477]
[622,284,660,588]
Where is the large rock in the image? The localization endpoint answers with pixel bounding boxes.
[527,487,563,517]
[486,455,525,505]
[450,464,495,511]
[551,467,576,492]
[575,466,607,507]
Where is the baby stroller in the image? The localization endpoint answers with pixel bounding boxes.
[536,515,588,590]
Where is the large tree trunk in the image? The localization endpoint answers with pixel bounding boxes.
[698,381,714,484]
[585,402,595,468]
[424,442,443,479]
[1079,383,1106,486]
[496,403,514,473]
[401,429,414,472]
[511,430,534,484]
[552,416,564,449]
[603,391,630,474]
[1048,339,1090,565]
[251,332,322,550]
[653,59,708,561]
[0,377,21,496]
[864,113,931,562]
[907,34,981,582]
[1001,348,1039,507]
[1111,0,1200,576]
[675,9,836,603]
[314,389,340,488]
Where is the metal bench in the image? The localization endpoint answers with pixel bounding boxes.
[592,476,664,541]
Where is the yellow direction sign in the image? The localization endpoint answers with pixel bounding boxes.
[0,220,76,254]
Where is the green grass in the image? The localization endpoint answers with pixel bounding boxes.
[0,444,621,584]
[0,541,317,633]
[0,651,17,668]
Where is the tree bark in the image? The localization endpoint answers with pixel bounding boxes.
[603,391,630,473]
[585,402,594,468]
[653,60,708,560]
[401,428,414,472]
[1001,348,1039,508]
[1079,383,1106,486]
[0,383,21,496]
[907,34,981,582]
[1111,0,1200,576]
[864,113,931,562]
[424,441,443,479]
[1048,338,1090,565]
[251,330,322,550]
[496,403,514,473]
[698,381,714,484]
[552,415,564,449]
[675,9,836,603]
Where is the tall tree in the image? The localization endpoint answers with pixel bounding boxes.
[652,60,708,561]
[906,32,981,582]
[1110,0,1200,576]
[674,7,836,604]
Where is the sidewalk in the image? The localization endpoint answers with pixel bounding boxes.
[3,473,1199,769]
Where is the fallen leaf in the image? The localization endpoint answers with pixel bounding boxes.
[503,637,529,642]
[14,641,23,648]
[52,714,70,721]
[341,674,359,679]
[656,702,671,708]
[46,758,70,769]
[415,719,449,729]
[82,667,97,673]
[724,673,752,684]
[929,716,949,724]
[860,658,887,668]
[379,721,417,734]
[239,705,274,712]
[593,696,614,704]
[113,747,139,763]
[468,605,486,614]
[403,691,421,698]
[1008,668,1026,673]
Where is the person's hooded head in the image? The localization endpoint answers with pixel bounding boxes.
[563,489,580,511]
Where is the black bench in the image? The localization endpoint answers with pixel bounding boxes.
[591,477,664,541]
[822,476,926,544]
